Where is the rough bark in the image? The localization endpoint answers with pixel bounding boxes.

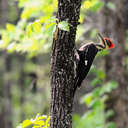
[50,0,81,128]
[99,0,128,127]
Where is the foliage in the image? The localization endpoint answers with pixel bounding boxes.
[0,0,117,128]
[106,2,116,11]
[80,0,103,23]
[0,0,103,57]
[0,0,70,57]
[16,114,50,128]
[82,0,103,11]
[73,66,118,128]
[0,0,57,57]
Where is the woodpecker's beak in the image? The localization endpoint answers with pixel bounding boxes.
[98,33,105,46]
[97,33,115,50]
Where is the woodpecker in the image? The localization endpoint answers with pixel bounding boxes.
[74,33,115,91]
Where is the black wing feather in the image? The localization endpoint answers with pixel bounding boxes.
[75,44,98,88]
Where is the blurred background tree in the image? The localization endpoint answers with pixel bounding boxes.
[0,0,128,128]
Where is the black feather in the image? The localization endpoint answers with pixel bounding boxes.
[75,43,98,88]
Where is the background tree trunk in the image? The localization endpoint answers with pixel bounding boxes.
[0,0,8,27]
[18,56,26,121]
[50,0,81,128]
[3,53,13,128]
[0,0,13,127]
[99,0,128,127]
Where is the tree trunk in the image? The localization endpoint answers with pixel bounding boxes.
[50,0,81,128]
[3,53,13,128]
[99,0,128,127]
[0,0,8,26]
[18,56,26,121]
[0,0,12,127]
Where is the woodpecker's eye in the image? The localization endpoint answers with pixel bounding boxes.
[105,38,115,49]
[106,39,111,47]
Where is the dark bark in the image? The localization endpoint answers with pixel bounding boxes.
[99,0,128,127]
[50,0,81,128]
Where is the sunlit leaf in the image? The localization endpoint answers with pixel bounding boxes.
[33,21,41,33]
[90,1,103,12]
[22,120,33,128]
[7,42,17,52]
[26,23,33,37]
[6,23,15,32]
[16,123,22,128]
[80,93,93,106]
[58,21,69,31]
[83,0,94,9]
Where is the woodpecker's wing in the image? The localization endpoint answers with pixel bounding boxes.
[75,43,98,88]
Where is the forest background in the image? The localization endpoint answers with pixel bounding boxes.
[0,0,128,128]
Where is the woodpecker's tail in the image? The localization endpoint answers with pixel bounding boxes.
[73,78,82,96]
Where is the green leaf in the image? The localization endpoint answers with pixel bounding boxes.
[46,116,50,127]
[7,42,17,52]
[26,23,33,37]
[91,99,103,109]
[80,93,93,106]
[106,122,117,128]
[96,69,106,80]
[22,120,33,128]
[72,114,81,128]
[82,107,105,128]
[107,2,116,10]
[89,65,95,73]
[91,78,101,87]
[97,49,109,57]
[6,23,15,32]
[58,21,69,31]
[100,81,118,95]
[105,110,115,119]
[17,19,27,29]
[16,123,22,128]
[90,1,103,12]
[90,29,98,39]
[33,21,41,33]
[110,81,118,89]
[93,87,102,97]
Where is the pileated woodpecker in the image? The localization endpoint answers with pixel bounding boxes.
[74,33,115,91]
